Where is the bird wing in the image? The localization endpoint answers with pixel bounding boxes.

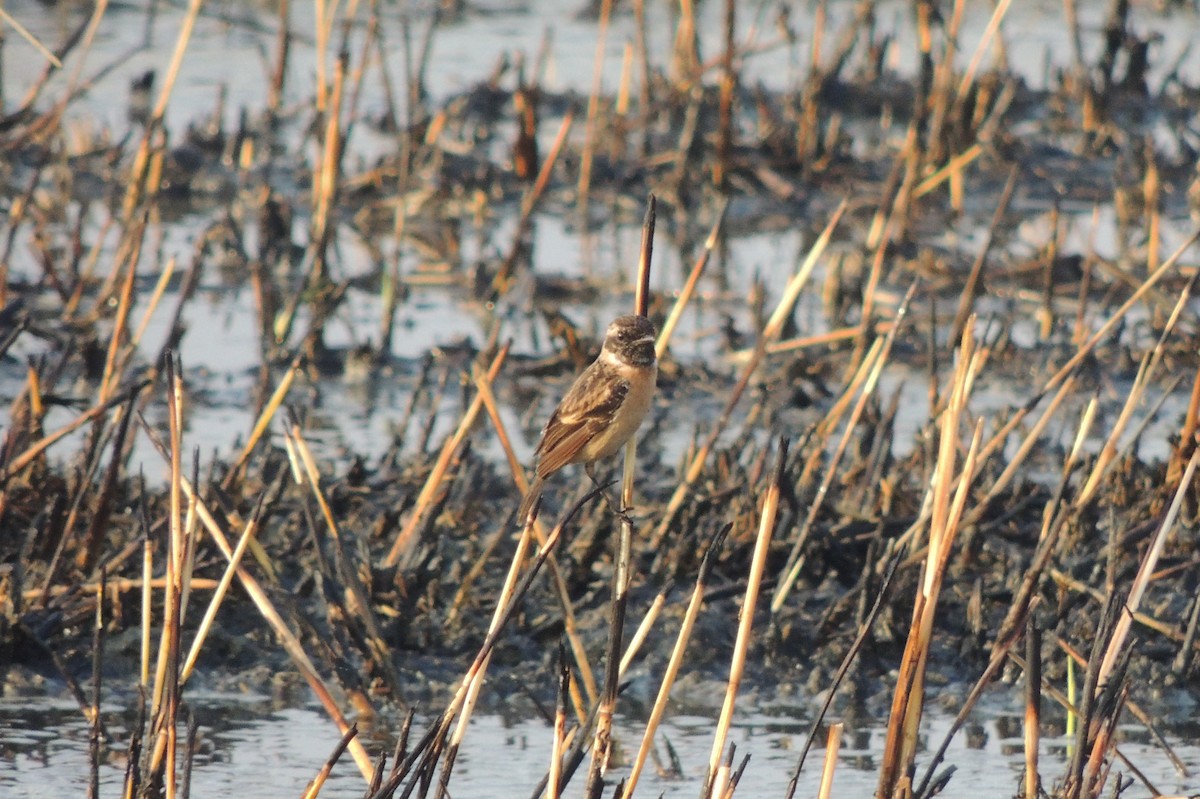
[534,366,629,477]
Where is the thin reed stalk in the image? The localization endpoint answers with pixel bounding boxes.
[1097,448,1200,687]
[877,322,985,799]
[576,0,614,226]
[470,359,600,712]
[816,723,843,799]
[705,439,788,799]
[178,497,265,684]
[301,725,359,799]
[656,199,727,360]
[583,195,656,797]
[651,202,846,549]
[385,345,509,566]
[621,525,728,799]
[1024,618,1041,799]
[370,489,602,799]
[138,420,376,781]
[434,514,536,795]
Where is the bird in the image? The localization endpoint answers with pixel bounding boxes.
[518,314,658,523]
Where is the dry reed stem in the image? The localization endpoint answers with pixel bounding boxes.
[622,526,728,799]
[633,195,655,324]
[387,491,598,798]
[816,722,844,799]
[98,248,139,403]
[117,249,174,376]
[922,0,962,168]
[19,574,225,603]
[912,594,1040,798]
[651,202,845,547]
[1168,365,1200,484]
[877,322,984,799]
[491,105,576,296]
[150,357,185,719]
[311,50,346,275]
[52,0,110,123]
[902,421,985,786]
[774,283,915,611]
[549,648,569,799]
[179,501,264,684]
[268,0,291,113]
[955,0,1012,102]
[177,461,202,639]
[146,360,193,795]
[384,345,509,567]
[1097,448,1200,686]
[713,0,735,189]
[971,374,1078,518]
[616,42,633,119]
[138,420,376,782]
[301,724,359,799]
[0,382,145,480]
[950,165,1018,345]
[435,518,536,795]
[896,453,1072,785]
[671,0,700,87]
[472,363,597,711]
[585,194,657,795]
[971,229,1199,477]
[1076,351,1154,504]
[1053,637,1188,776]
[535,574,692,798]
[91,212,144,317]
[912,144,982,199]
[617,581,673,677]
[705,440,787,799]
[576,0,614,225]
[1041,231,1198,394]
[224,356,303,488]
[129,256,176,351]
[632,0,650,154]
[784,554,903,799]
[656,198,727,360]
[1145,150,1161,276]
[0,8,62,67]
[287,416,399,701]
[141,536,152,687]
[1024,618,1041,799]
[728,324,872,363]
[766,201,847,339]
[773,338,886,611]
[88,569,104,799]
[1005,648,1162,796]
[314,0,330,113]
[121,0,203,219]
[343,2,377,122]
[1076,274,1194,505]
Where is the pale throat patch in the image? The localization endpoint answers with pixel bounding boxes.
[599,347,629,369]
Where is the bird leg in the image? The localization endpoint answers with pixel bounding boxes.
[585,462,632,525]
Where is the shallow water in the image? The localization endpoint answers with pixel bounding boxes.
[3,691,1198,797]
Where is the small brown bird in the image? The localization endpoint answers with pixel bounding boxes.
[518,314,658,522]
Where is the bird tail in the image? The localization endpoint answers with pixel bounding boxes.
[517,475,545,526]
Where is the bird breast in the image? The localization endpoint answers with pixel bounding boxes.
[578,362,657,463]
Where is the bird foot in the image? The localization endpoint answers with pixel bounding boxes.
[602,493,634,526]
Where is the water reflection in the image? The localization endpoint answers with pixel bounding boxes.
[2,695,1198,798]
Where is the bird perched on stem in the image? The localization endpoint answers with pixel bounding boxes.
[518,314,658,523]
